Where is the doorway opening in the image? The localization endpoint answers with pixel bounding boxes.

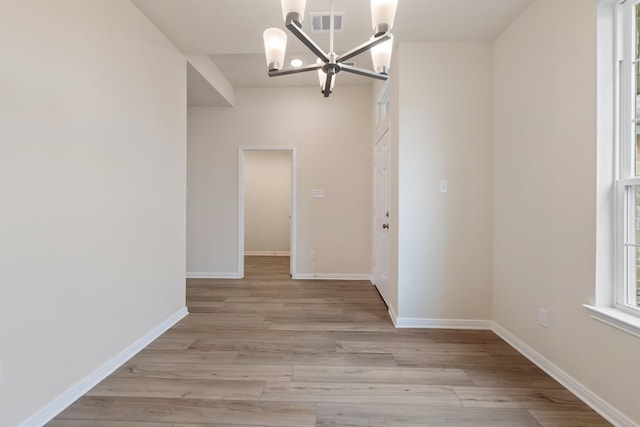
[238,147,296,278]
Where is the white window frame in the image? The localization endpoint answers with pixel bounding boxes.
[615,0,640,316]
[585,0,640,337]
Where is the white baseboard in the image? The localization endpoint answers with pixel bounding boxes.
[492,322,637,427]
[388,305,399,327]
[386,306,490,330]
[393,317,492,329]
[22,307,188,427]
[292,273,372,281]
[244,251,290,256]
[186,272,242,279]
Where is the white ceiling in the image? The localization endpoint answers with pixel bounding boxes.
[132,0,534,90]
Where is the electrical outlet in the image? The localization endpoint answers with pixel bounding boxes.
[309,250,316,261]
[0,360,3,388]
[439,180,448,193]
[538,308,548,327]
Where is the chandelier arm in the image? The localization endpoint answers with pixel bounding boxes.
[337,32,391,63]
[340,64,389,81]
[268,63,323,77]
[286,20,331,63]
[323,71,335,97]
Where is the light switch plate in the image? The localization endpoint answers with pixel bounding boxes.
[312,189,326,198]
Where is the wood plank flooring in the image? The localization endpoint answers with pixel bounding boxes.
[49,256,611,427]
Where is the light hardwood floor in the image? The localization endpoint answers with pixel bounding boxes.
[49,256,611,426]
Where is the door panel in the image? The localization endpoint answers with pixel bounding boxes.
[373,129,391,306]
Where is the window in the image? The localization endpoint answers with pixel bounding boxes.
[616,0,640,315]
[585,0,640,336]
[615,0,640,315]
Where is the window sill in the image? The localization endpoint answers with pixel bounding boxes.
[583,305,640,338]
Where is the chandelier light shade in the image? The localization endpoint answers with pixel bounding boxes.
[371,0,398,35]
[263,28,288,71]
[371,37,393,74]
[281,0,306,22]
[263,0,398,97]
[316,58,325,88]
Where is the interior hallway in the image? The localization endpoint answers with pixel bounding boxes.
[48,257,610,426]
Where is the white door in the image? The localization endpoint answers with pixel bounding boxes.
[373,129,391,306]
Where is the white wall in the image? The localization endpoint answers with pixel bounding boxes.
[382,42,493,322]
[187,86,372,277]
[493,0,640,423]
[244,150,292,254]
[0,1,187,425]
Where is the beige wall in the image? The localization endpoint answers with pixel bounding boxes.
[493,0,640,423]
[374,42,493,322]
[0,1,187,425]
[244,150,292,254]
[187,86,372,277]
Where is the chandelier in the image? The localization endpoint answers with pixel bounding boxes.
[263,0,398,97]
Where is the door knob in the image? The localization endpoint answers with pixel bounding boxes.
[382,223,389,229]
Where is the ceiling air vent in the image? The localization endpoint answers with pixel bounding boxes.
[310,12,344,32]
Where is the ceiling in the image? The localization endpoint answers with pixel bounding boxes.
[132,0,534,90]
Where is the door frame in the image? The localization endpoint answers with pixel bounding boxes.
[238,147,297,278]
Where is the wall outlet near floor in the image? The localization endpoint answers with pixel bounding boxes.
[538,308,548,327]
[309,250,316,261]
[0,360,3,388]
